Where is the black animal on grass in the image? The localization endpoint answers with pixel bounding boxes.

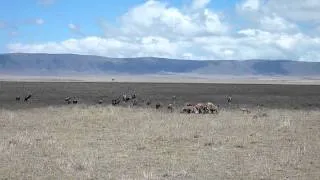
[112,98,121,106]
[155,103,162,109]
[132,99,138,106]
[131,93,136,99]
[122,94,130,102]
[24,94,32,102]
[65,97,71,104]
[145,99,151,106]
[167,103,174,112]
[72,98,78,104]
[227,95,232,104]
[16,96,21,101]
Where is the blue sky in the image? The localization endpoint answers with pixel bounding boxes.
[0,0,237,43]
[1,0,320,61]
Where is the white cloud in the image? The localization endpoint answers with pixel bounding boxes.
[120,0,228,37]
[238,0,260,12]
[191,0,211,10]
[8,30,320,61]
[35,18,44,25]
[6,0,320,62]
[239,0,320,23]
[259,14,297,32]
[265,0,320,22]
[238,29,257,36]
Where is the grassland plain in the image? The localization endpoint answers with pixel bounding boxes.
[0,105,319,179]
[1,81,320,110]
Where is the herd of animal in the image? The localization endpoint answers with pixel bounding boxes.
[14,92,236,114]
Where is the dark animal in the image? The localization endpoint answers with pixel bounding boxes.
[132,99,138,106]
[227,96,232,104]
[155,103,161,109]
[146,100,151,106]
[65,97,71,104]
[122,94,130,102]
[112,98,121,106]
[72,99,78,104]
[181,105,197,114]
[98,99,103,104]
[16,96,21,101]
[24,94,32,102]
[185,103,193,107]
[167,104,174,112]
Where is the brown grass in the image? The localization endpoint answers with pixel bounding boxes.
[0,105,319,179]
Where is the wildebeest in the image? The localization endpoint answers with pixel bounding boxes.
[72,99,78,104]
[167,103,174,112]
[155,103,162,109]
[112,98,121,106]
[145,100,151,106]
[16,96,21,101]
[181,105,198,114]
[183,103,192,107]
[24,94,32,102]
[227,96,232,104]
[98,99,103,104]
[132,99,138,106]
[65,97,71,104]
[131,93,136,99]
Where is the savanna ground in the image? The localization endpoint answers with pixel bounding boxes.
[0,81,320,179]
[1,81,320,109]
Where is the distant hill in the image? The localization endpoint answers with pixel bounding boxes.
[0,53,320,76]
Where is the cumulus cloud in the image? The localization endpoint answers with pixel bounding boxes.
[259,14,297,32]
[239,0,320,23]
[265,0,320,22]
[191,0,211,10]
[8,29,320,61]
[6,0,320,61]
[120,0,228,38]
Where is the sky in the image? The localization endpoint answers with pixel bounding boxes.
[1,0,320,61]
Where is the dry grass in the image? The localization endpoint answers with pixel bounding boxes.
[0,105,319,179]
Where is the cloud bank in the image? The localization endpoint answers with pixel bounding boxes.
[7,0,320,61]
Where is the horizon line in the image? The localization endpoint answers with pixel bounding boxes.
[0,52,305,62]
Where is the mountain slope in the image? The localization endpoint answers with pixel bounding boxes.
[0,53,320,76]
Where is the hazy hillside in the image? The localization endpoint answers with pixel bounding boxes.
[1,53,320,76]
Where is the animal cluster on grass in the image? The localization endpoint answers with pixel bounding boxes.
[14,92,269,115]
